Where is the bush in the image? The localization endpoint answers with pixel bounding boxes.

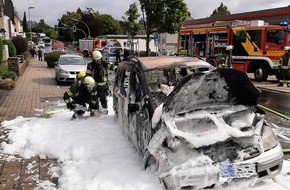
[44,52,62,68]
[0,71,17,80]
[12,36,28,54]
[0,38,2,65]
[3,40,17,57]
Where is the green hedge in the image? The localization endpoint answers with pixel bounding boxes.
[0,38,2,65]
[3,40,17,57]
[44,52,62,68]
[0,71,17,80]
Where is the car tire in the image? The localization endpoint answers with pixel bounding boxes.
[254,64,269,82]
[55,74,61,85]
[56,79,61,85]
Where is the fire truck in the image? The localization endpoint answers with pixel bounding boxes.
[178,20,290,81]
[78,39,108,57]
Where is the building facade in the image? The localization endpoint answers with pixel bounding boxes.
[0,0,23,40]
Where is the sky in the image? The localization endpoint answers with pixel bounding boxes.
[0,97,290,190]
[12,0,290,27]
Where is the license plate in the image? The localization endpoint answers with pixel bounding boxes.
[219,163,257,181]
[220,164,237,178]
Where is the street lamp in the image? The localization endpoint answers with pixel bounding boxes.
[72,18,91,39]
[58,19,88,39]
[28,6,35,43]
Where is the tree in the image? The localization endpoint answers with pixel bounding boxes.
[57,11,82,41]
[22,12,28,32]
[12,36,28,54]
[33,19,50,33]
[95,14,122,35]
[209,3,231,18]
[139,0,188,56]
[123,2,141,38]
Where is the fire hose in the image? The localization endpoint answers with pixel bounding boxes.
[257,104,290,154]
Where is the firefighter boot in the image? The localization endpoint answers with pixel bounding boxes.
[277,82,283,87]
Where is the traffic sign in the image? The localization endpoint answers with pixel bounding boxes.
[154,33,159,46]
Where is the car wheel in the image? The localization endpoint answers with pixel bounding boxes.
[56,79,61,85]
[55,74,61,85]
[254,64,269,82]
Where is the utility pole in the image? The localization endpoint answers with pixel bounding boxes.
[28,6,35,43]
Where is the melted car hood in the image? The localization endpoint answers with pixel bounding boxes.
[163,69,261,115]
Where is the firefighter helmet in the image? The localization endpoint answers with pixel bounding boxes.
[77,71,86,80]
[92,50,102,60]
[226,45,234,50]
[284,46,290,51]
[82,76,95,92]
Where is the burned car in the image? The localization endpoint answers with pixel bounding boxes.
[113,56,283,189]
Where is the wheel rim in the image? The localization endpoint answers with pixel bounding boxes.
[255,67,263,79]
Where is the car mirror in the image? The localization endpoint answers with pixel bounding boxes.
[128,103,139,113]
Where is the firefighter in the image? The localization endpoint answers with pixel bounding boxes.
[75,71,86,84]
[86,50,117,113]
[63,76,98,119]
[217,45,233,68]
[277,46,290,87]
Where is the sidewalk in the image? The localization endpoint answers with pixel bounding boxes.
[247,73,290,94]
[0,58,68,189]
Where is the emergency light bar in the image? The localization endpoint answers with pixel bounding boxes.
[280,21,288,26]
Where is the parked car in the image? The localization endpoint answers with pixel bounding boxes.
[113,56,283,189]
[101,46,123,63]
[55,54,87,84]
[28,40,35,48]
[52,41,65,53]
[38,41,45,48]
[158,50,176,56]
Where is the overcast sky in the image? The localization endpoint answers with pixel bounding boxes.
[13,0,290,26]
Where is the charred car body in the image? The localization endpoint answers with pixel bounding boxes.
[113,56,283,189]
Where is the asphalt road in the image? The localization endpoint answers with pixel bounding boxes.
[259,89,290,159]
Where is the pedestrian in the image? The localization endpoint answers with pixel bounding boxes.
[38,48,43,61]
[86,50,117,114]
[115,48,121,64]
[29,48,35,58]
[277,46,290,87]
[63,76,98,119]
[123,49,129,61]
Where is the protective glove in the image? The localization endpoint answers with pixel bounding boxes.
[66,102,76,110]
[103,85,111,96]
[89,103,99,110]
[106,89,112,96]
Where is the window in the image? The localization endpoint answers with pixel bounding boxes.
[266,30,284,45]
[235,30,246,43]
[247,30,261,48]
[117,68,130,97]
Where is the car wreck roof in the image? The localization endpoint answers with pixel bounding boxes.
[135,56,214,71]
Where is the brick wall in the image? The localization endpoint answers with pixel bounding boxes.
[8,56,30,76]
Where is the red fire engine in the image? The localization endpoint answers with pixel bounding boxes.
[178,20,290,81]
[78,39,109,57]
